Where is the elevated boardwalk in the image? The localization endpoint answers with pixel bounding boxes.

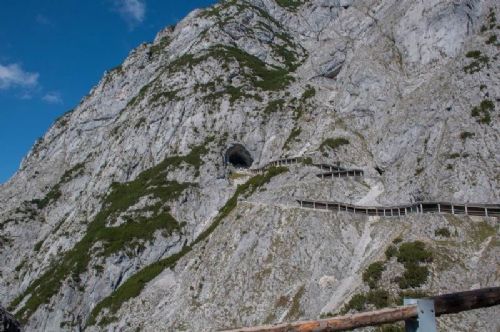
[296,198,500,217]
[249,157,361,177]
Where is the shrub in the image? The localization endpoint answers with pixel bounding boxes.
[485,34,497,45]
[463,52,490,74]
[471,99,494,124]
[320,138,350,152]
[398,263,429,289]
[434,227,451,237]
[396,241,433,266]
[343,293,366,312]
[362,261,385,289]
[465,50,482,58]
[460,131,475,140]
[366,289,391,309]
[301,85,316,100]
[385,245,398,259]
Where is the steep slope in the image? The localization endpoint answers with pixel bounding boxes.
[0,0,499,331]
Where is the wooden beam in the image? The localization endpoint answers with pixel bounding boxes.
[223,287,500,332]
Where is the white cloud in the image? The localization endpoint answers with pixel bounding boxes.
[115,0,146,27]
[36,14,51,25]
[42,92,63,104]
[0,63,39,90]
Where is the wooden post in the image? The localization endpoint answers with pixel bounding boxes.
[438,204,441,213]
[224,287,500,332]
[451,205,455,214]
[465,205,468,215]
[420,204,423,214]
[485,208,488,217]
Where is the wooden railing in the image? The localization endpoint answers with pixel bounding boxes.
[224,287,500,332]
[296,198,500,217]
[248,157,361,177]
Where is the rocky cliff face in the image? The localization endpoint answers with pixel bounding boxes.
[0,0,499,331]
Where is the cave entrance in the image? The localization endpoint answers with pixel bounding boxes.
[225,144,253,168]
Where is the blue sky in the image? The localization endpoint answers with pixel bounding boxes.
[0,0,217,184]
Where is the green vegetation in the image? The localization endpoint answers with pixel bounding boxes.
[471,99,494,124]
[481,8,497,31]
[283,127,301,150]
[264,99,285,116]
[301,85,316,101]
[341,289,391,313]
[30,163,85,209]
[395,241,433,289]
[150,89,181,105]
[434,227,451,238]
[87,166,288,326]
[463,50,490,74]
[485,34,497,45]
[471,221,496,244]
[150,35,171,57]
[385,245,398,259]
[396,241,433,266]
[276,0,305,11]
[398,263,429,289]
[10,143,214,323]
[167,45,296,92]
[320,138,350,152]
[362,261,385,289]
[460,131,475,141]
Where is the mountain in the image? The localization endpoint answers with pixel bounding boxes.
[0,0,499,331]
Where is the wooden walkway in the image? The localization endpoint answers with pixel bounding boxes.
[296,198,500,217]
[249,157,363,178]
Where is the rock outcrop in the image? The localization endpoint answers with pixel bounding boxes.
[0,0,499,331]
[0,306,20,332]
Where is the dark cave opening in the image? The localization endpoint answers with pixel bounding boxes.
[225,144,253,168]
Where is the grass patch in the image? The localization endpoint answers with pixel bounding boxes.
[463,50,490,74]
[471,99,494,124]
[341,289,391,313]
[434,227,451,238]
[264,99,285,116]
[87,166,288,326]
[150,35,171,57]
[10,143,214,323]
[471,221,496,244]
[283,127,301,150]
[320,138,349,152]
[276,0,305,11]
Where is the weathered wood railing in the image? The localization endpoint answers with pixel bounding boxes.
[296,198,500,217]
[248,157,359,177]
[224,287,500,332]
